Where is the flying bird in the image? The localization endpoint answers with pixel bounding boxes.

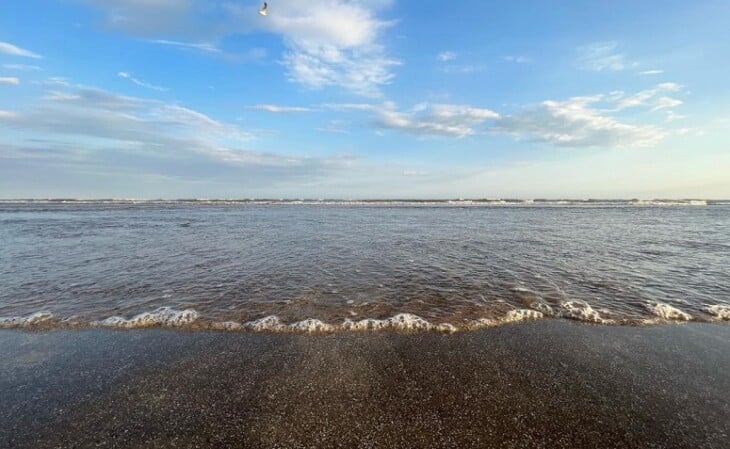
[259,2,268,16]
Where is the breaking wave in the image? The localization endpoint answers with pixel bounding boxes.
[3,302,727,333]
[645,302,693,321]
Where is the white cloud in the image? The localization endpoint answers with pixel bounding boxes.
[652,96,683,111]
[82,1,398,95]
[441,64,486,74]
[0,41,42,59]
[665,111,686,122]
[0,77,20,85]
[0,84,252,161]
[578,42,633,72]
[149,39,221,54]
[504,55,530,63]
[316,120,350,134]
[118,71,168,91]
[248,104,315,113]
[83,0,201,36]
[496,96,665,148]
[0,83,353,183]
[615,83,682,110]
[375,103,500,137]
[2,63,42,71]
[640,69,664,75]
[321,103,377,111]
[227,0,399,96]
[438,51,457,62]
[34,77,72,87]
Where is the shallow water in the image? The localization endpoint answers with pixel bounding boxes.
[1,201,728,331]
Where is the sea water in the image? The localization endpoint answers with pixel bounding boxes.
[1,200,728,331]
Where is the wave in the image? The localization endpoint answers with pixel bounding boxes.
[560,300,615,324]
[92,307,199,329]
[706,304,730,321]
[0,311,55,328]
[2,302,727,333]
[645,302,693,321]
[0,198,725,207]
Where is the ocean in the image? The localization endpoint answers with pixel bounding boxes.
[1,200,728,331]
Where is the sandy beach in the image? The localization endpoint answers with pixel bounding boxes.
[1,320,728,448]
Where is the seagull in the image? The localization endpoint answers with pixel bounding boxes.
[259,2,267,16]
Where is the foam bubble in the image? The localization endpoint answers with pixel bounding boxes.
[529,302,555,315]
[342,313,434,331]
[466,318,499,329]
[0,312,54,328]
[706,304,730,320]
[289,319,335,333]
[245,315,286,332]
[94,307,199,329]
[645,302,692,321]
[211,321,244,331]
[504,309,544,323]
[435,323,458,333]
[561,301,614,324]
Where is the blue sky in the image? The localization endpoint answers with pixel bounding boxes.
[1,0,728,199]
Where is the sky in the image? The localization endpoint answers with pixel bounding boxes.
[1,0,729,199]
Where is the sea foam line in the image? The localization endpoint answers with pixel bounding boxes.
[645,302,693,321]
[3,302,729,332]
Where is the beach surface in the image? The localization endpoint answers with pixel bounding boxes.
[1,321,728,448]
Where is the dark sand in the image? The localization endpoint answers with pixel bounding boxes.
[1,321,728,448]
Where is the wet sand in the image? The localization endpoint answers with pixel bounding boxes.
[1,321,728,448]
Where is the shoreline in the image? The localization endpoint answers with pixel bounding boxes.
[1,320,728,448]
[3,302,729,332]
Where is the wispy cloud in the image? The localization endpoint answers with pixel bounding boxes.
[149,39,221,54]
[2,63,42,71]
[640,69,664,75]
[578,42,633,72]
[248,104,316,113]
[615,82,682,110]
[0,41,42,59]
[82,0,203,37]
[321,103,377,112]
[0,77,20,85]
[0,83,352,182]
[504,55,530,64]
[495,95,665,148]
[316,120,350,134]
[118,71,168,92]
[438,51,457,62]
[403,169,428,176]
[375,102,500,137]
[440,64,487,74]
[665,111,686,122]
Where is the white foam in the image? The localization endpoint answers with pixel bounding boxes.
[211,321,244,331]
[561,301,614,324]
[706,304,730,320]
[0,312,54,328]
[503,309,544,323]
[341,313,434,331]
[94,307,199,329]
[289,318,335,333]
[466,318,499,329]
[532,302,555,315]
[245,315,287,332]
[645,302,692,321]
[435,323,458,333]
